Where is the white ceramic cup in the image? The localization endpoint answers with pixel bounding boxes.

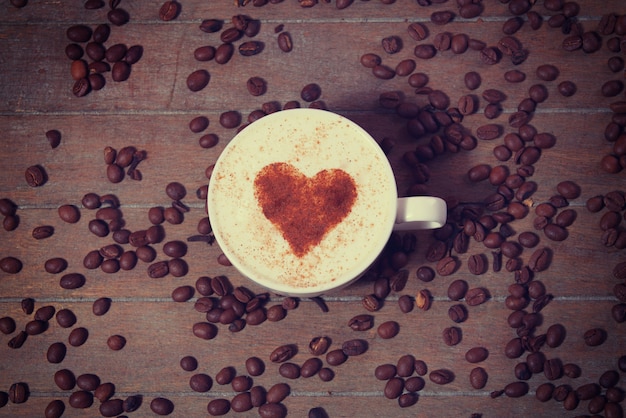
[208,109,446,297]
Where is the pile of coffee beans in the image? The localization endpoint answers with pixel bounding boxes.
[65,5,142,98]
[103,145,147,183]
[586,189,626,249]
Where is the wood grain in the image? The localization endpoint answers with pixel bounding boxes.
[1,0,626,417]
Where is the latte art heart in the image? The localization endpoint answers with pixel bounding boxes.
[254,162,358,257]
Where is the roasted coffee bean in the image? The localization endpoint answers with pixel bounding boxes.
[239,40,263,56]
[300,357,322,378]
[266,383,290,404]
[270,344,296,363]
[442,326,462,346]
[544,323,566,348]
[362,294,381,312]
[429,369,454,385]
[9,382,29,404]
[465,347,488,363]
[464,71,481,90]
[25,164,47,187]
[436,256,458,276]
[107,8,129,26]
[505,381,529,398]
[211,42,233,64]
[377,321,400,339]
[214,366,235,385]
[466,287,488,306]
[447,279,468,301]
[448,304,467,323]
[275,31,294,53]
[543,224,568,241]
[150,397,174,415]
[47,342,67,363]
[536,64,559,81]
[544,358,563,380]
[413,44,437,60]
[193,45,216,62]
[192,322,217,340]
[583,328,606,346]
[381,35,402,54]
[66,24,92,42]
[384,377,404,399]
[407,22,428,41]
[258,403,287,418]
[469,367,488,389]
[187,69,210,92]
[278,362,301,379]
[467,254,487,275]
[159,1,180,21]
[107,334,125,350]
[342,339,367,356]
[59,273,86,290]
[231,375,252,392]
[305,336,331,357]
[431,10,455,25]
[360,53,381,68]
[300,83,322,102]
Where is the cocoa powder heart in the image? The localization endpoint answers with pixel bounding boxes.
[254,162,357,257]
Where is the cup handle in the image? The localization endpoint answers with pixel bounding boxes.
[394,196,447,231]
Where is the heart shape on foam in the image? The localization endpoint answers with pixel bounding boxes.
[254,162,358,257]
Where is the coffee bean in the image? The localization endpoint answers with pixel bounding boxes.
[464,71,481,90]
[469,367,488,389]
[414,44,437,59]
[301,83,322,102]
[448,304,468,323]
[360,53,381,68]
[326,349,347,366]
[466,287,489,306]
[342,339,367,356]
[60,273,86,290]
[429,369,454,384]
[150,397,174,415]
[442,326,462,346]
[47,342,67,363]
[505,381,529,398]
[159,0,180,21]
[381,35,402,54]
[106,7,129,25]
[9,382,29,404]
[543,224,568,241]
[583,328,607,346]
[556,180,581,199]
[300,357,322,378]
[66,25,92,42]
[239,40,263,56]
[468,254,487,275]
[219,110,241,129]
[362,294,381,312]
[278,362,301,379]
[25,164,46,187]
[384,377,404,399]
[258,403,287,418]
[447,279,468,301]
[264,383,290,405]
[436,256,458,276]
[431,10,455,25]
[544,358,563,380]
[107,334,126,350]
[407,22,428,41]
[192,322,217,340]
[187,69,210,92]
[377,321,399,339]
[270,344,297,363]
[476,124,501,140]
[465,347,489,363]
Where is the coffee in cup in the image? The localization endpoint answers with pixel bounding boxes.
[208,109,446,296]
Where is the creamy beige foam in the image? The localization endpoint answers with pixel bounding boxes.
[208,109,397,294]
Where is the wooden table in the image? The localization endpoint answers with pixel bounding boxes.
[1,0,625,416]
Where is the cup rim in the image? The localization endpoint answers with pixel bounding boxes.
[207,108,397,296]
